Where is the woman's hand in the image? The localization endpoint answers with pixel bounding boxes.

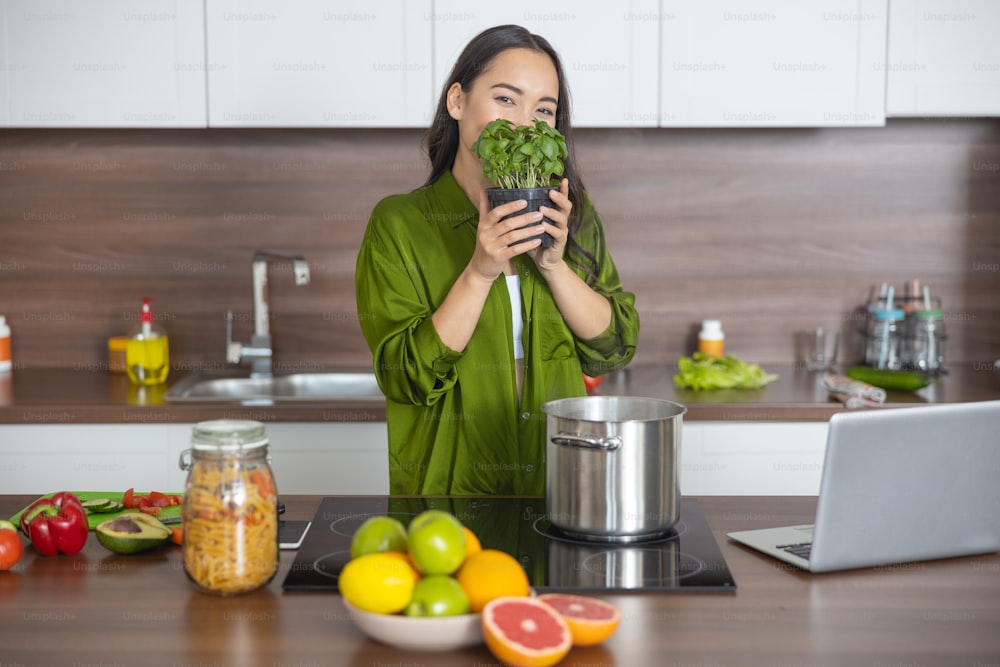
[529,178,571,274]
[468,191,546,282]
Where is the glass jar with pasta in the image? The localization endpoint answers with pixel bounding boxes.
[179,420,278,595]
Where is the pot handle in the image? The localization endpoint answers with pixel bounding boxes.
[550,433,623,451]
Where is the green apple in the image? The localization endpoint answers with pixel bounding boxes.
[350,515,408,559]
[404,574,471,617]
[407,509,467,575]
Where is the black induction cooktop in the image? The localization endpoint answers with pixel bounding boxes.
[282,496,735,593]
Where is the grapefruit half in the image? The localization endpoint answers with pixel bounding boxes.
[537,593,621,646]
[482,596,572,667]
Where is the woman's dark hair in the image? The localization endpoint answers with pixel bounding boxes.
[422,24,598,283]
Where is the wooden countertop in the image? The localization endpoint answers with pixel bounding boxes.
[1,363,997,424]
[2,495,998,666]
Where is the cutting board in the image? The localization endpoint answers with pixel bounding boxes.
[9,491,183,530]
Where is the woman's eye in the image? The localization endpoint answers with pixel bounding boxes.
[536,107,555,117]
[496,96,514,105]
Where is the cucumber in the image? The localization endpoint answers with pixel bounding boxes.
[846,366,931,392]
[81,498,123,514]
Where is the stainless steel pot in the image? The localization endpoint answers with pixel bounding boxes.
[542,396,686,542]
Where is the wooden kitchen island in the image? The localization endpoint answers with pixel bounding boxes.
[2,495,998,667]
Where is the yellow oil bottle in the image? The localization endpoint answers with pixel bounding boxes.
[126,297,170,385]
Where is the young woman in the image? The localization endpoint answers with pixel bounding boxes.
[356,24,639,495]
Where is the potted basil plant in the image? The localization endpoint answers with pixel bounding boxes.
[471,118,568,247]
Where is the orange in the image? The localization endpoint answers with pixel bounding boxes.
[482,596,572,667]
[455,548,530,613]
[338,552,419,614]
[463,526,482,560]
[537,593,621,646]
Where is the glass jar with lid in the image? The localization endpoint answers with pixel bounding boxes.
[179,419,278,595]
[865,308,905,370]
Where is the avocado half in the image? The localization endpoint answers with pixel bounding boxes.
[95,513,172,554]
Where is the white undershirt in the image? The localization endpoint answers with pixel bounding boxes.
[505,274,524,360]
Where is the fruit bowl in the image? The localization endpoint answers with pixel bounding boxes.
[342,599,483,650]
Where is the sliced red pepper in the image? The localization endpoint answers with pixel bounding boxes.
[138,505,162,516]
[23,492,89,556]
[122,488,135,509]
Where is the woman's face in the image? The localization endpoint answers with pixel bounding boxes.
[447,47,560,173]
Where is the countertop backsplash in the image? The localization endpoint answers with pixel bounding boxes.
[1,120,998,373]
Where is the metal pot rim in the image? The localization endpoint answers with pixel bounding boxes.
[542,395,686,423]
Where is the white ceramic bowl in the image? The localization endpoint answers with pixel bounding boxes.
[342,599,483,651]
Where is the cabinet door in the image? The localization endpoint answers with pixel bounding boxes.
[886,0,1000,116]
[0,0,206,127]
[432,1,660,128]
[681,422,829,495]
[660,0,888,127]
[206,0,432,127]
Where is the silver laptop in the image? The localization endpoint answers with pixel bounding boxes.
[727,400,1000,573]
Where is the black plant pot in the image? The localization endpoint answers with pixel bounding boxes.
[486,186,555,248]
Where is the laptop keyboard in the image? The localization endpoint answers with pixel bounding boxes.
[778,542,812,559]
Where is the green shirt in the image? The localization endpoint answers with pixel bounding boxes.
[355,171,639,495]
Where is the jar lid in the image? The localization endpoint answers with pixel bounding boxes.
[107,336,128,351]
[191,419,268,451]
[913,309,944,320]
[872,308,905,321]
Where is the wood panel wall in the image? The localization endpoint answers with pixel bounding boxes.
[1,120,998,374]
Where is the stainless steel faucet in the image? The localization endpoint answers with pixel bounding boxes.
[227,250,311,378]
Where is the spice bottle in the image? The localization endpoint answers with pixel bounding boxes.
[698,320,725,356]
[179,420,279,596]
[0,315,10,373]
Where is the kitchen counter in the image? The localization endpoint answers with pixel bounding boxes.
[1,494,998,666]
[1,363,997,424]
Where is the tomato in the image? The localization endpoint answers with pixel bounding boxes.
[0,520,24,570]
[583,374,603,391]
[147,491,172,507]
[122,487,135,509]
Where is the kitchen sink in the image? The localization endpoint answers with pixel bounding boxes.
[164,371,384,404]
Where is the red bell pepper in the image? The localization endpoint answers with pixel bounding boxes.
[19,492,89,556]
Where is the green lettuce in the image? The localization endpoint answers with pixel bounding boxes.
[674,352,779,390]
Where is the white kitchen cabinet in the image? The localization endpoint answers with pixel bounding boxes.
[205,0,433,127]
[660,0,888,127]
[0,422,390,496]
[679,421,829,495]
[431,1,661,128]
[0,0,207,128]
[0,420,827,497]
[886,0,1000,116]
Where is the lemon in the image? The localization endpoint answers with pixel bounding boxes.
[338,552,418,614]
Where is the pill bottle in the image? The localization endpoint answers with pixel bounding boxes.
[0,315,10,373]
[698,320,725,357]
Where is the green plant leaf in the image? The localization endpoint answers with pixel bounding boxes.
[473,117,567,190]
